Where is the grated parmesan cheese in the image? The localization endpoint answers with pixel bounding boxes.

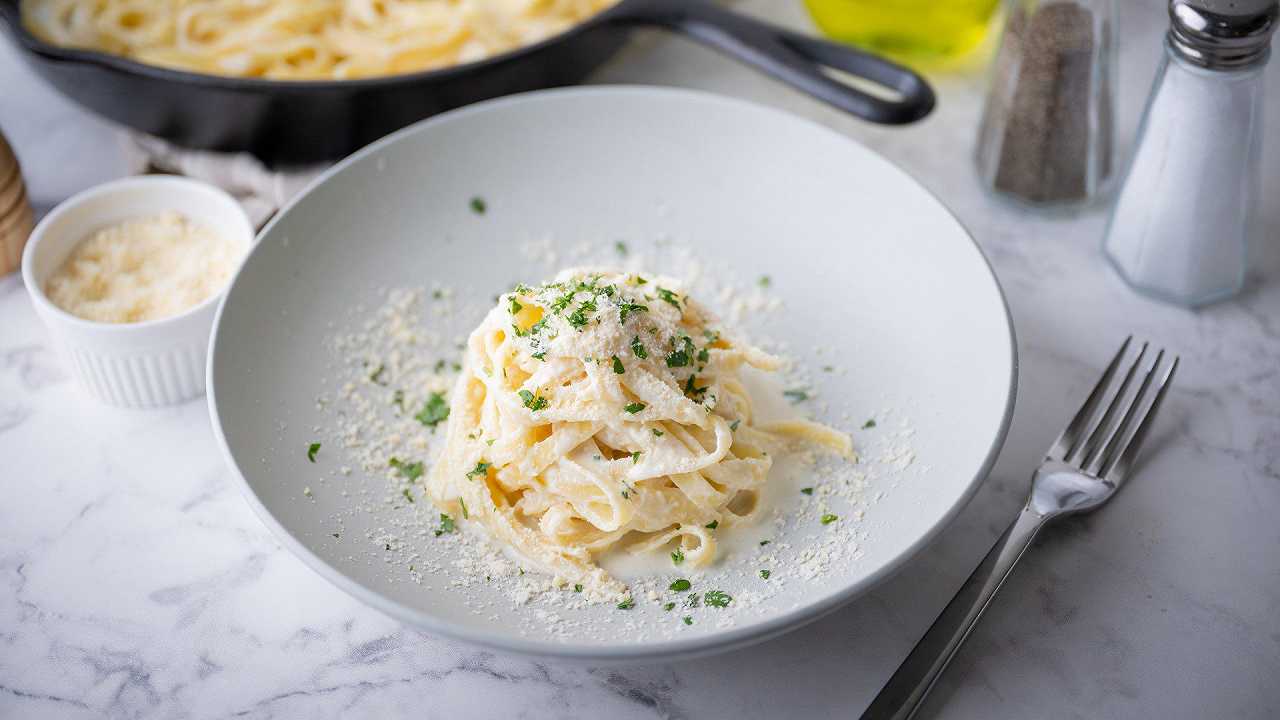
[44,211,243,323]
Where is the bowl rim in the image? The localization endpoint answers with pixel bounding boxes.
[207,85,1019,662]
[21,174,255,332]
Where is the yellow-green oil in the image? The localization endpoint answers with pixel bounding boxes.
[803,0,1002,67]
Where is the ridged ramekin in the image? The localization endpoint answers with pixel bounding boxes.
[22,175,254,408]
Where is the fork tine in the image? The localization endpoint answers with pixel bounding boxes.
[1046,336,1133,461]
[1077,343,1150,468]
[1099,356,1178,482]
[1090,348,1162,474]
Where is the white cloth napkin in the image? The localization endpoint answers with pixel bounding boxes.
[122,134,330,228]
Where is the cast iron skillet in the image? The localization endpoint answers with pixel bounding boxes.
[0,0,935,164]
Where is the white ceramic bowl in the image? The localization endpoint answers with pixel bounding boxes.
[23,175,254,408]
[210,87,1016,660]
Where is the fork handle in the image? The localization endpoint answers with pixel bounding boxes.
[860,505,1048,720]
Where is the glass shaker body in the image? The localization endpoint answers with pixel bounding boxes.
[1102,41,1265,307]
[975,0,1116,206]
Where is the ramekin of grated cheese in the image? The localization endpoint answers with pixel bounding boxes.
[22,175,253,408]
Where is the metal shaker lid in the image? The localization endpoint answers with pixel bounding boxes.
[1169,0,1279,68]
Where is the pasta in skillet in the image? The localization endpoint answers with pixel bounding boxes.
[22,0,615,80]
[427,269,852,597]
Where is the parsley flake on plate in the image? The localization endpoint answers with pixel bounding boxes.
[465,461,490,481]
[624,402,646,414]
[469,196,486,214]
[821,513,839,525]
[617,598,635,610]
[612,355,625,374]
[306,442,321,463]
[415,392,450,429]
[669,578,692,592]
[671,549,685,566]
[704,590,732,608]
[388,457,424,480]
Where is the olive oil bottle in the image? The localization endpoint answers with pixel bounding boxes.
[803,0,1001,66]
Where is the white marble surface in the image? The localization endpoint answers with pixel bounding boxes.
[3,2,1279,718]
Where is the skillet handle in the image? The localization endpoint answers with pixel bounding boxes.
[604,0,935,124]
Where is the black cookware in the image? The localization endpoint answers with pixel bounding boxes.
[0,0,935,164]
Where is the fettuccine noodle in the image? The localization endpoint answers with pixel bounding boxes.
[22,0,615,79]
[428,269,852,597]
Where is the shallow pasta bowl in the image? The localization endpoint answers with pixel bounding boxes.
[208,86,1016,661]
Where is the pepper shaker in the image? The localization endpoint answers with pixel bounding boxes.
[975,0,1117,206]
[1103,0,1277,307]
[0,129,34,276]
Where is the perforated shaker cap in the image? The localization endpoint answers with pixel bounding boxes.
[1169,0,1279,67]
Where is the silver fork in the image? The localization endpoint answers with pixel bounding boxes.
[860,337,1179,720]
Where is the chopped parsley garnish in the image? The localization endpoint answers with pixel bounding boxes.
[568,298,597,329]
[434,359,447,373]
[389,457,424,480]
[759,540,771,546]
[401,487,415,503]
[686,593,701,608]
[612,355,625,374]
[665,336,695,368]
[683,374,708,398]
[551,290,575,315]
[655,287,681,309]
[663,602,676,611]
[630,336,648,359]
[531,351,546,361]
[466,461,490,481]
[614,241,628,256]
[821,513,839,525]
[683,616,693,625]
[760,569,771,579]
[508,296,523,314]
[670,578,692,592]
[705,520,718,529]
[652,429,664,437]
[469,196,486,214]
[783,389,810,403]
[697,347,710,363]
[518,389,549,411]
[631,451,641,464]
[617,598,635,610]
[415,392,450,429]
[729,420,741,432]
[368,364,387,385]
[863,418,877,429]
[435,513,455,536]
[671,549,685,566]
[306,442,321,463]
[758,275,771,288]
[801,487,814,495]
[624,402,646,414]
[704,590,732,608]
[574,584,583,593]
[618,300,648,324]
[459,498,469,519]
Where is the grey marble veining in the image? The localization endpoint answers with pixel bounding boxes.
[2,1,1279,718]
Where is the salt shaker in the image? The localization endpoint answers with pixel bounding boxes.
[975,0,1116,206]
[1103,0,1277,307]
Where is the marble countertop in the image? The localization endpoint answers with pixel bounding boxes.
[3,1,1279,718]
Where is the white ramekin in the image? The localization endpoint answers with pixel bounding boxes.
[22,175,254,408]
